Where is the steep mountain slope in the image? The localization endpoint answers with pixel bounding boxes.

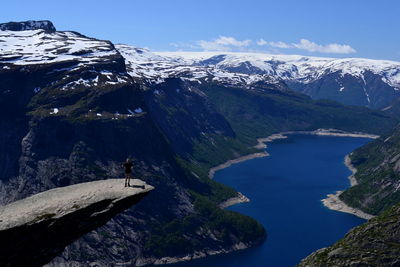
[339,124,400,215]
[147,51,400,109]
[298,120,400,266]
[297,203,400,267]
[1,20,399,266]
[119,44,399,179]
[0,21,265,266]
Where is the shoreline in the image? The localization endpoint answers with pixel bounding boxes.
[322,153,375,220]
[210,134,288,208]
[210,128,377,180]
[209,133,289,180]
[141,129,377,266]
[208,152,268,180]
[322,190,374,220]
[278,128,379,139]
[138,242,251,266]
[344,154,358,186]
[219,192,250,209]
[211,128,377,209]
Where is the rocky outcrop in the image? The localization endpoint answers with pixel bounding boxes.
[0,20,56,32]
[297,203,400,267]
[0,179,153,267]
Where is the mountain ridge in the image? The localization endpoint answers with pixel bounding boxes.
[1,20,399,266]
[117,47,400,109]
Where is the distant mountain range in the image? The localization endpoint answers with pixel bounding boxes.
[117,46,400,109]
[1,20,399,266]
[2,20,399,110]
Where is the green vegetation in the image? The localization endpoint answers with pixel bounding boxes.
[151,84,399,259]
[145,194,266,257]
[339,125,400,215]
[175,84,398,203]
[202,85,397,140]
[28,72,399,259]
[297,203,400,266]
[182,84,398,205]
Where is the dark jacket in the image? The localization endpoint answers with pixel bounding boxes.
[123,162,133,174]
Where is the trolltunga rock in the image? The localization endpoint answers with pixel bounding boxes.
[0,179,153,267]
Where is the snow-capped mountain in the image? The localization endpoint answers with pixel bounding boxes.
[117,45,287,90]
[1,20,400,267]
[117,46,400,109]
[2,19,400,110]
[0,21,267,266]
[0,29,117,66]
[157,51,400,88]
[0,23,134,95]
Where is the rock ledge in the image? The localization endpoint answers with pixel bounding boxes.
[0,179,153,267]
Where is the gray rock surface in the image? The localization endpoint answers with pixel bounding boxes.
[0,20,56,32]
[0,179,153,267]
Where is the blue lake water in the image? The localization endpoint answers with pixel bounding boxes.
[174,134,371,267]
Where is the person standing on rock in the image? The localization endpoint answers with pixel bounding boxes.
[123,158,134,187]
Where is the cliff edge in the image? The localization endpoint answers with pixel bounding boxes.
[0,179,153,267]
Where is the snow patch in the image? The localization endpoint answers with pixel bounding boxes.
[50,108,59,115]
[0,30,118,66]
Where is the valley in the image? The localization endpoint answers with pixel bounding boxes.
[0,20,399,266]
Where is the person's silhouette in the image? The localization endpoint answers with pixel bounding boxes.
[123,158,133,187]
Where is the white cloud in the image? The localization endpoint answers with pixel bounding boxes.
[260,38,355,54]
[170,36,356,55]
[257,38,268,46]
[198,36,251,51]
[214,36,251,47]
[293,39,356,54]
[269,41,291,49]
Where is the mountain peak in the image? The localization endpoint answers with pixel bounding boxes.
[0,20,56,32]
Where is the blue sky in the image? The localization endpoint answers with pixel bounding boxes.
[2,0,400,60]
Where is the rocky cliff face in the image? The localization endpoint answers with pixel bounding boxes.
[286,70,400,109]
[339,124,400,215]
[0,21,266,266]
[1,20,399,266]
[297,203,400,267]
[0,179,153,267]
